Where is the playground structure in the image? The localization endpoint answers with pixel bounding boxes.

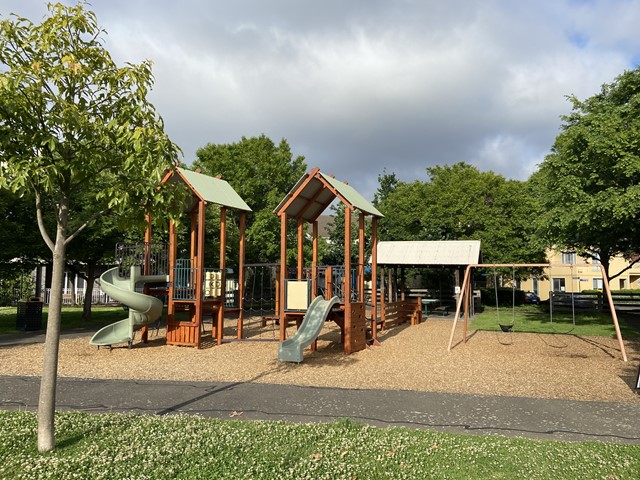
[93,167,424,355]
[93,168,252,349]
[274,168,385,356]
[161,168,251,348]
[447,263,629,362]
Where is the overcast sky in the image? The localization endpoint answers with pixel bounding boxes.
[4,1,640,199]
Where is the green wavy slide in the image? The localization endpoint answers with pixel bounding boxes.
[89,266,166,348]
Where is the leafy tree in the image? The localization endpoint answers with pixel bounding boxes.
[532,66,640,281]
[373,169,399,207]
[193,135,307,264]
[0,3,182,451]
[0,189,48,277]
[377,163,545,267]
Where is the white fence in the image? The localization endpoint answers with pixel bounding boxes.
[43,288,115,305]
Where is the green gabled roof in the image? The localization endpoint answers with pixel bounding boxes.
[318,172,383,218]
[169,168,251,212]
[274,168,383,222]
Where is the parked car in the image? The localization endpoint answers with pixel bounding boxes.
[524,291,540,304]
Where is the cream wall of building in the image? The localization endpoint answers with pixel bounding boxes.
[520,251,640,301]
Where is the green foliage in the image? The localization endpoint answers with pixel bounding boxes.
[377,163,546,266]
[0,1,183,233]
[193,135,307,264]
[2,411,640,479]
[532,66,640,279]
[0,189,49,274]
[0,272,34,306]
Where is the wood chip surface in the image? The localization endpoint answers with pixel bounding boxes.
[1,318,639,404]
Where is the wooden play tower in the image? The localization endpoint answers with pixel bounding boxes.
[274,167,384,354]
[159,167,252,348]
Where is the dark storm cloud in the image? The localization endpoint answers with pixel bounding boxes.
[3,1,639,198]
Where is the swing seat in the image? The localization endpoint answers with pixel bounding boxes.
[499,323,514,333]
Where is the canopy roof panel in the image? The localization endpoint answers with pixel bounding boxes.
[274,168,383,221]
[164,168,251,212]
[377,240,482,267]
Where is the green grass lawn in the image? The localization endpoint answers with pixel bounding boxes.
[0,305,126,335]
[470,304,640,337]
[1,411,638,480]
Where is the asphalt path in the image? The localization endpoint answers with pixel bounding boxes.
[2,375,639,444]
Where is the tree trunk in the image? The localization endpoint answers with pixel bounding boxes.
[37,220,67,452]
[82,262,96,321]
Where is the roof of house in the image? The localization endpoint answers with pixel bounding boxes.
[163,168,252,212]
[306,214,335,238]
[376,240,482,266]
[274,168,383,221]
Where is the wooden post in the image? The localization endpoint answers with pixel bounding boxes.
[167,219,177,334]
[344,207,352,354]
[312,220,318,299]
[195,200,206,349]
[217,206,226,346]
[143,216,152,275]
[141,215,152,343]
[279,213,287,341]
[380,266,386,329]
[358,212,365,302]
[600,266,628,362]
[325,266,333,300]
[297,219,304,280]
[448,265,471,351]
[238,211,246,340]
[371,217,378,341]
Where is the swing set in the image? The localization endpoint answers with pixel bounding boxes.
[491,265,578,334]
[447,263,628,362]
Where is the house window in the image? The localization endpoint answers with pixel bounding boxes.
[532,278,539,296]
[593,278,603,290]
[552,278,566,292]
[620,279,626,290]
[561,251,576,264]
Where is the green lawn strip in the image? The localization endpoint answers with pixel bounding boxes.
[0,306,127,335]
[471,305,640,337]
[1,411,638,479]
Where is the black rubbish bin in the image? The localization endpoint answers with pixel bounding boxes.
[16,300,44,331]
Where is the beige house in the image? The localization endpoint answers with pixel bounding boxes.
[520,250,640,300]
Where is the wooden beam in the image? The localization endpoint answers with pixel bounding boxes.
[238,211,246,340]
[371,217,378,341]
[167,219,177,330]
[344,207,352,353]
[312,220,318,299]
[297,219,304,279]
[279,213,288,341]
[144,214,152,276]
[196,200,206,349]
[217,206,226,346]
[358,212,365,302]
[274,167,319,216]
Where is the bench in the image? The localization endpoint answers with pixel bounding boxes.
[380,298,422,330]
